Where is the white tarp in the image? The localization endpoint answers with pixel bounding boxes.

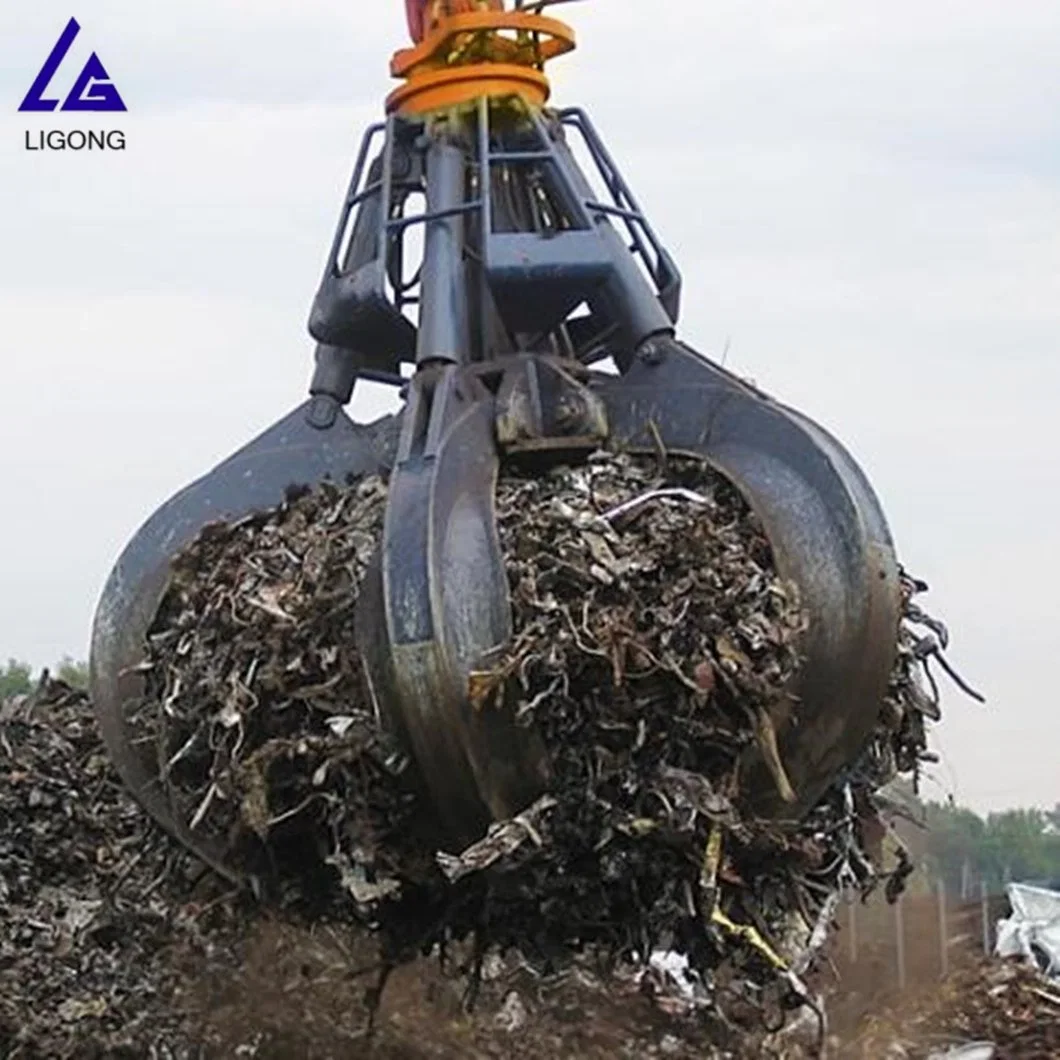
[927,1045,996,1060]
[994,882,1060,978]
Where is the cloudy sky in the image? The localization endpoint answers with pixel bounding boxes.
[0,1,1056,813]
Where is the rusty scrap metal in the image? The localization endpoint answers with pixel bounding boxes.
[111,450,973,1045]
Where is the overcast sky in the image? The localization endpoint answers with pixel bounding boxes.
[0,1,1057,814]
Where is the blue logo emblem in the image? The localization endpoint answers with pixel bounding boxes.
[19,17,126,113]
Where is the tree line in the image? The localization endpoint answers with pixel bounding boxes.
[918,799,1060,896]
[0,657,89,697]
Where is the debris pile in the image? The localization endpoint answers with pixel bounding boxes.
[0,679,231,1056]
[123,451,963,1040]
[845,958,1060,1058]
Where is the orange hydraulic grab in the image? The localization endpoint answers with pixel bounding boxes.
[389,0,578,115]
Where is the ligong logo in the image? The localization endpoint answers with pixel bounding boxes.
[19,17,126,113]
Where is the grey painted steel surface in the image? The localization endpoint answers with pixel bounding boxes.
[416,133,471,366]
[89,403,398,880]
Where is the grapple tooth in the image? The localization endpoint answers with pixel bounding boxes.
[596,338,902,818]
[357,363,551,850]
[89,400,397,878]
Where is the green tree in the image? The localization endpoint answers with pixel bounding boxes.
[55,656,89,690]
[922,801,1060,892]
[0,659,33,699]
[981,808,1060,887]
[1048,803,1060,833]
[923,801,987,892]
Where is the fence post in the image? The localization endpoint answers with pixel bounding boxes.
[981,880,991,955]
[938,878,949,979]
[895,893,907,991]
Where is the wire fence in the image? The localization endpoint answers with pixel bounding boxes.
[832,879,1009,994]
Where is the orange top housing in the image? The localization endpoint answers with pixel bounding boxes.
[387,6,577,116]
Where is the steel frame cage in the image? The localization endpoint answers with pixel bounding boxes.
[313,100,682,385]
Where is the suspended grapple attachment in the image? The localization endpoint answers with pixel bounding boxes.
[90,2,901,878]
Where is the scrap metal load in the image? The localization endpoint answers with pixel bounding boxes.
[121,450,963,1037]
[87,0,980,1039]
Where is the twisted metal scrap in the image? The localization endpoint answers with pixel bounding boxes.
[133,477,425,905]
[851,959,1059,1058]
[130,450,977,1047]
